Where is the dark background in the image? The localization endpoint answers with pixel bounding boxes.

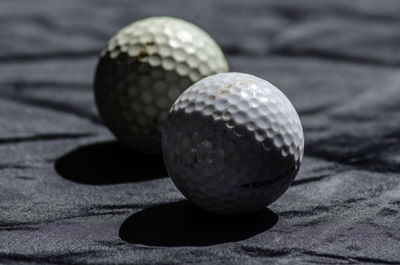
[1,0,400,264]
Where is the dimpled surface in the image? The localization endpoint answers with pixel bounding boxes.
[94,17,229,154]
[162,72,304,214]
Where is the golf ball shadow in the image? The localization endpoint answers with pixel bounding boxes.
[54,141,167,185]
[119,200,278,246]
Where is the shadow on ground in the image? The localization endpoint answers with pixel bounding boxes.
[119,200,278,246]
[55,141,167,185]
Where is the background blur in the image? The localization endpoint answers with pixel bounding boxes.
[1,0,400,264]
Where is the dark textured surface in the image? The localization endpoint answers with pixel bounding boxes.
[1,0,400,264]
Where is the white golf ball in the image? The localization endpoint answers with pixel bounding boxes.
[94,17,229,154]
[162,72,304,214]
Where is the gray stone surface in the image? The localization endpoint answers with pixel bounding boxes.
[1,0,399,264]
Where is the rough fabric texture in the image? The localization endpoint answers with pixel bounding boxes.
[1,0,399,264]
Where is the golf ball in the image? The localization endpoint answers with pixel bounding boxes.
[94,17,229,154]
[162,72,304,214]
